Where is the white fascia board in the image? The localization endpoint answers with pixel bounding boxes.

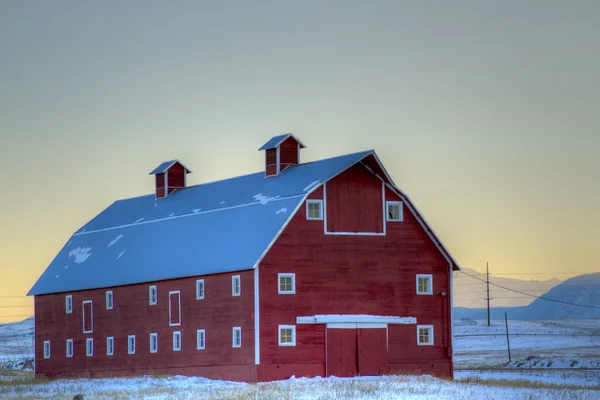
[297,315,416,325]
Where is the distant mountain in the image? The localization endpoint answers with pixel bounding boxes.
[453,267,562,308]
[515,272,600,319]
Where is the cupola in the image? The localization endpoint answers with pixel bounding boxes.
[258,133,306,177]
[149,160,192,199]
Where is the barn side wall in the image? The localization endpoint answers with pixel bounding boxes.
[257,164,453,381]
[34,270,255,380]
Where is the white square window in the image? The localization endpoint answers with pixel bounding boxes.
[86,338,93,357]
[150,333,158,353]
[306,200,323,220]
[65,295,73,314]
[149,285,157,305]
[66,339,73,358]
[232,327,242,348]
[417,325,434,346]
[128,335,136,354]
[278,325,296,346]
[386,201,403,221]
[106,291,113,310]
[416,274,433,295]
[232,275,241,296]
[106,337,114,356]
[197,329,206,350]
[173,331,181,351]
[278,273,296,294]
[43,340,50,359]
[196,279,205,300]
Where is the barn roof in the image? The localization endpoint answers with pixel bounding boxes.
[28,150,373,296]
[258,133,306,151]
[149,160,192,175]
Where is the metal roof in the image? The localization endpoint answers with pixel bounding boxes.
[149,160,192,175]
[258,134,306,151]
[28,150,373,295]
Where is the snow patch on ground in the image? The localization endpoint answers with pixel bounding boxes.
[303,180,320,192]
[253,193,281,205]
[276,207,288,215]
[68,247,91,264]
[107,234,124,248]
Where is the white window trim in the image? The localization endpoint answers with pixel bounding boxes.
[86,338,93,357]
[386,201,403,222]
[232,275,241,297]
[82,300,93,334]
[278,325,296,346]
[149,285,158,305]
[232,327,242,348]
[128,335,136,354]
[417,325,434,346]
[169,290,181,327]
[106,290,113,310]
[416,274,433,295]
[66,339,73,358]
[196,279,205,300]
[277,273,296,294]
[106,336,114,356]
[197,329,206,350]
[43,341,50,359]
[306,199,323,220]
[173,331,181,351]
[150,333,158,353]
[65,295,73,314]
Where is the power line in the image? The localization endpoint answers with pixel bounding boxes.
[457,270,600,310]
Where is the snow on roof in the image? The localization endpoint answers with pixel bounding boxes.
[258,133,306,151]
[28,151,373,296]
[149,160,192,175]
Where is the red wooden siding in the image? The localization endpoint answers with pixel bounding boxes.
[325,163,384,233]
[167,163,186,194]
[257,166,452,381]
[326,329,357,377]
[279,136,299,170]
[357,329,387,376]
[155,174,165,198]
[34,270,256,380]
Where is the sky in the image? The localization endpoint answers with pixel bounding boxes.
[0,1,599,322]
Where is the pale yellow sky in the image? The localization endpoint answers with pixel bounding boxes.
[1,1,599,322]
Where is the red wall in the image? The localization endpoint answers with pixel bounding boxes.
[257,163,452,381]
[279,137,299,170]
[167,163,186,194]
[155,174,165,198]
[34,270,256,380]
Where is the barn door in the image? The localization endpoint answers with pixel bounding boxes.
[357,328,388,376]
[82,300,93,333]
[327,329,357,377]
[169,291,181,326]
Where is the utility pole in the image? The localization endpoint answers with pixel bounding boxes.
[486,262,491,327]
[504,312,512,363]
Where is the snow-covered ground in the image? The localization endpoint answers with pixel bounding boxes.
[0,374,598,400]
[0,317,33,370]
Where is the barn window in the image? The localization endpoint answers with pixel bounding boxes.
[169,291,181,326]
[197,329,206,350]
[417,325,434,346]
[128,335,136,354]
[386,201,403,221]
[43,341,50,359]
[196,279,205,300]
[66,339,73,358]
[106,290,114,310]
[82,300,93,333]
[416,274,433,295]
[86,338,93,357]
[306,200,323,220]
[278,325,296,346]
[149,285,158,305]
[232,275,241,296]
[278,273,296,294]
[65,295,73,313]
[232,327,242,348]
[173,331,181,351]
[106,337,114,356]
[150,333,158,353]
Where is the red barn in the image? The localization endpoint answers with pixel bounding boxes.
[28,134,461,381]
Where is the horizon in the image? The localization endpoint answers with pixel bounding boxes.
[1,1,598,322]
